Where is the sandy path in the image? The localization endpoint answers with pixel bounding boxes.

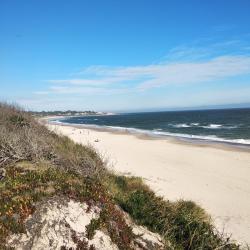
[48,124,250,244]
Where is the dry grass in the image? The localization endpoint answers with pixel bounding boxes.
[0,102,105,177]
[0,103,245,249]
[0,103,133,249]
[0,103,53,166]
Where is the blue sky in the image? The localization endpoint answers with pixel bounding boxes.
[1,0,250,111]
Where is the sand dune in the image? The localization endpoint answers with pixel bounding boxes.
[48,123,250,245]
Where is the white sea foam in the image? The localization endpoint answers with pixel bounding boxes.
[152,130,250,145]
[201,124,238,129]
[224,125,238,129]
[169,123,234,129]
[170,123,191,128]
[201,124,222,129]
[108,126,250,145]
[49,119,64,124]
[50,120,250,146]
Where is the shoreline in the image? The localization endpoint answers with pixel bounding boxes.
[46,121,250,244]
[48,119,250,153]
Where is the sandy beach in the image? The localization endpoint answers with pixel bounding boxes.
[48,123,250,244]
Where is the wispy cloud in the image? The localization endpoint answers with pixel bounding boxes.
[37,40,250,97]
[47,76,133,86]
[44,55,250,94]
[138,55,250,89]
[48,85,131,95]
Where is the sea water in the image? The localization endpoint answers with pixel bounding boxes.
[53,108,250,146]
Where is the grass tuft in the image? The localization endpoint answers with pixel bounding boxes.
[0,103,244,249]
[105,174,240,249]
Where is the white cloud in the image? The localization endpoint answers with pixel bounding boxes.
[48,85,130,95]
[44,55,250,94]
[138,55,250,89]
[34,91,50,95]
[18,40,250,110]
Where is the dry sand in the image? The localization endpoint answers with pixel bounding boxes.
[48,123,250,245]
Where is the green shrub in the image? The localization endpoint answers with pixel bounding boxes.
[106,175,240,249]
[0,103,243,249]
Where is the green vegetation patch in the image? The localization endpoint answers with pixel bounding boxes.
[105,174,240,249]
[0,163,134,249]
[0,103,244,249]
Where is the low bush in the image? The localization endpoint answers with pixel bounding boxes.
[0,103,105,177]
[0,163,134,249]
[0,103,243,249]
[105,175,240,249]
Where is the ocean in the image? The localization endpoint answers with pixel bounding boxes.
[53,108,250,146]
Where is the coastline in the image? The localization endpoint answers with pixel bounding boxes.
[47,117,250,152]
[46,120,250,244]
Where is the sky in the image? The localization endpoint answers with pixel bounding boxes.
[1,0,250,112]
